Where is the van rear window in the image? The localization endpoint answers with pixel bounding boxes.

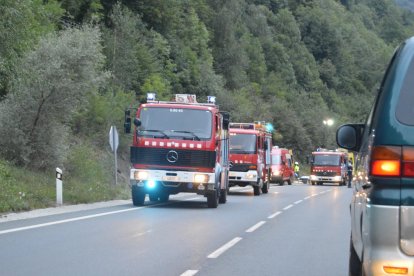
[396,54,414,125]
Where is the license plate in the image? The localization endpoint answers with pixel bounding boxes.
[163,176,179,182]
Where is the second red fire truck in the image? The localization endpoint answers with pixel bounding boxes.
[309,149,347,186]
[124,93,230,208]
[228,122,272,195]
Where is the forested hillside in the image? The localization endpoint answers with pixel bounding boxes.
[0,0,413,210]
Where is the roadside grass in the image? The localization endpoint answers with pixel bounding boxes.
[0,143,130,214]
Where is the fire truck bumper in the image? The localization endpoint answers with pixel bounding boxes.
[309,175,342,183]
[130,169,216,194]
[228,170,258,186]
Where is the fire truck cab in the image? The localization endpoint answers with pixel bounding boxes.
[309,149,347,186]
[124,93,230,208]
[228,122,272,195]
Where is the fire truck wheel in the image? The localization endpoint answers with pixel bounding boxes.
[131,186,145,206]
[159,193,169,202]
[261,181,269,194]
[219,188,227,204]
[149,193,159,202]
[207,190,219,208]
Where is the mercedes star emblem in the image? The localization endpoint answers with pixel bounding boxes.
[166,150,179,163]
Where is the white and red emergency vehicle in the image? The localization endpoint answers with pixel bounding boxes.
[309,149,347,186]
[228,122,272,195]
[270,146,295,185]
[124,93,230,208]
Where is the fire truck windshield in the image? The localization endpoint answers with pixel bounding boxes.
[229,134,256,154]
[312,154,341,166]
[139,107,212,140]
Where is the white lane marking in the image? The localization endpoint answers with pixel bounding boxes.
[283,204,293,210]
[132,230,152,238]
[294,200,303,204]
[246,221,266,233]
[304,196,311,200]
[311,194,318,197]
[0,207,142,235]
[273,192,279,194]
[180,270,198,276]
[268,211,282,219]
[207,237,242,258]
[320,191,326,194]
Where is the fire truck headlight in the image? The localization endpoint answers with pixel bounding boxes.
[146,180,157,189]
[246,172,256,179]
[272,170,280,176]
[135,171,149,180]
[194,174,209,183]
[310,175,317,181]
[333,176,342,181]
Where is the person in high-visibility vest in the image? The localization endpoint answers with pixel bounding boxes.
[294,161,300,179]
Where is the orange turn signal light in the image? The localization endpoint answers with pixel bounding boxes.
[383,266,408,275]
[249,165,257,170]
[372,160,400,176]
[371,146,401,177]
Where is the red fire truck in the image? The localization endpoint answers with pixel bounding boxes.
[124,93,230,208]
[309,149,347,186]
[228,122,272,195]
[270,147,295,185]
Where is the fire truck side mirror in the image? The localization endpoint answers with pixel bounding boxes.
[134,118,141,127]
[124,110,131,134]
[221,112,230,130]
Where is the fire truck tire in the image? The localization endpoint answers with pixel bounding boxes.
[131,186,145,206]
[261,181,269,194]
[159,193,169,202]
[149,193,159,202]
[219,188,227,204]
[207,190,219,208]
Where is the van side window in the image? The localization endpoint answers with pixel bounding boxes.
[396,53,414,125]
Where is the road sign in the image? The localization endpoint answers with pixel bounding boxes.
[109,126,119,152]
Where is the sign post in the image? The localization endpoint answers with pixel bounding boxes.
[109,126,119,185]
[56,167,63,206]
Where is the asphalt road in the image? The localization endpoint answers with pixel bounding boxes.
[0,182,352,276]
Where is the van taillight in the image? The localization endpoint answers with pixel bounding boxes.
[403,147,414,177]
[371,146,401,177]
[371,146,414,177]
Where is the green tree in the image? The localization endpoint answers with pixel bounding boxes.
[0,26,108,169]
[0,0,63,98]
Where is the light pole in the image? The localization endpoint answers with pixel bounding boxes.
[322,119,334,148]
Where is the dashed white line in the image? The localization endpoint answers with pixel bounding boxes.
[0,207,142,235]
[268,211,282,219]
[180,270,198,276]
[294,200,303,204]
[283,204,293,210]
[304,196,311,200]
[273,192,279,194]
[207,237,242,258]
[246,221,266,233]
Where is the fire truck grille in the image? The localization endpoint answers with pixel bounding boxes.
[130,146,216,168]
[314,171,338,177]
[230,163,252,172]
